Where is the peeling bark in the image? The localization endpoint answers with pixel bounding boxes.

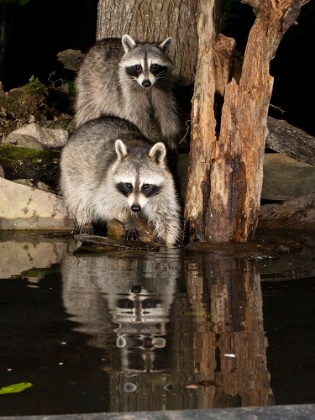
[183,0,220,242]
[184,3,241,242]
[185,0,309,243]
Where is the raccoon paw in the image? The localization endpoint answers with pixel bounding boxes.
[124,229,139,241]
[80,223,94,235]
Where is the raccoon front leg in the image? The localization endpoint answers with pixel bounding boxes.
[123,216,139,241]
[116,210,139,241]
[144,203,181,246]
[80,222,94,235]
[156,213,181,246]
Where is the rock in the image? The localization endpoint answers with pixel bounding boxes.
[2,134,45,150]
[0,144,61,191]
[12,179,34,188]
[262,153,315,200]
[12,179,55,193]
[57,49,85,72]
[36,181,56,193]
[74,234,160,251]
[107,218,156,242]
[0,177,75,230]
[258,192,315,231]
[3,122,69,148]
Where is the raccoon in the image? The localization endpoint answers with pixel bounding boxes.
[60,116,181,245]
[75,35,181,150]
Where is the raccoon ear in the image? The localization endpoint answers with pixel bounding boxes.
[149,142,167,164]
[122,34,137,53]
[115,139,128,159]
[159,37,173,53]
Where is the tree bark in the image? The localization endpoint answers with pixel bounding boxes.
[185,0,309,243]
[183,0,241,242]
[183,0,219,242]
[96,0,199,85]
[266,116,315,166]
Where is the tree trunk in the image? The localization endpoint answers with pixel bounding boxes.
[185,0,309,243]
[184,0,242,242]
[96,0,199,85]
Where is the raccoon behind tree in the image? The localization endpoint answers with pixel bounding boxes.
[60,116,181,245]
[75,35,181,150]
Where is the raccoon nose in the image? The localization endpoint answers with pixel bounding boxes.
[131,204,141,212]
[142,80,151,88]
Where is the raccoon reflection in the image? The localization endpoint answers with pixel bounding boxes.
[61,250,180,371]
[60,116,181,245]
[75,34,181,150]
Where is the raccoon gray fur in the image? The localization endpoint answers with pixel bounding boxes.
[75,34,181,150]
[60,116,181,245]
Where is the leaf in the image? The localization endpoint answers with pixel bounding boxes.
[0,382,32,395]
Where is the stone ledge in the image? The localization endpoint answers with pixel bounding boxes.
[0,177,75,230]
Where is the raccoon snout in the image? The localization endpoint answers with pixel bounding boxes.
[131,204,141,212]
[142,80,151,88]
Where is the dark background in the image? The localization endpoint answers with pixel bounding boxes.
[1,0,315,135]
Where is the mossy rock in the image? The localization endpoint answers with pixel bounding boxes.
[0,79,74,136]
[0,79,47,121]
[0,144,61,191]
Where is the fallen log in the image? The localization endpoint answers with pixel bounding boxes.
[266,116,315,166]
[258,192,315,231]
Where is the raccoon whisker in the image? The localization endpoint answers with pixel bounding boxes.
[155,77,170,82]
[155,71,168,78]
[155,74,171,81]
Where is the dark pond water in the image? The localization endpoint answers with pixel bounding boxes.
[1,232,315,416]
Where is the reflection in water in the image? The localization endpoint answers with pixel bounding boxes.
[0,232,77,279]
[62,249,179,375]
[185,254,274,409]
[61,249,273,412]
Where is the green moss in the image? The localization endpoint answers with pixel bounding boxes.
[0,144,61,190]
[20,268,49,277]
[0,144,57,161]
[23,76,48,96]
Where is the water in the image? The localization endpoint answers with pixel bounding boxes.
[1,232,315,416]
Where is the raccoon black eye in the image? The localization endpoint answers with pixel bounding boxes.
[141,184,161,197]
[151,64,158,71]
[116,182,133,196]
[134,65,142,72]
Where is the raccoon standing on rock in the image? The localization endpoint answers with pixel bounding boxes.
[60,117,181,245]
[75,35,181,150]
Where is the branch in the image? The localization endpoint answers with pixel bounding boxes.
[266,117,315,166]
